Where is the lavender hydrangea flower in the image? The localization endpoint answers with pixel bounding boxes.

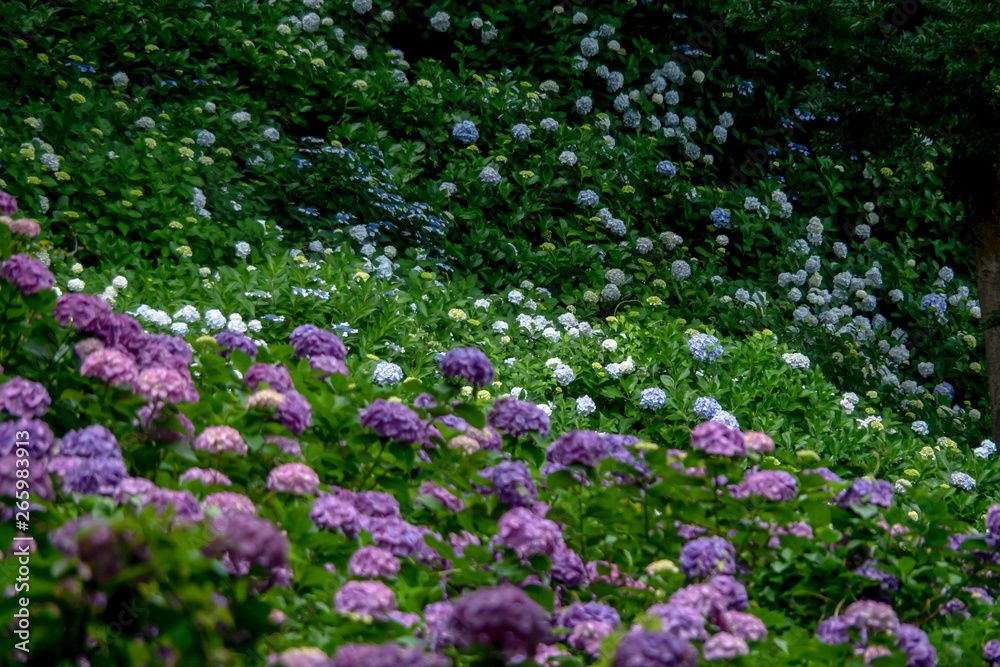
[439,347,495,387]
[816,615,851,645]
[708,574,749,611]
[366,516,427,557]
[1,254,54,294]
[679,536,736,579]
[494,506,564,558]
[334,580,397,618]
[743,431,775,454]
[986,504,1000,536]
[0,377,51,418]
[447,585,551,655]
[613,630,699,667]
[487,398,551,438]
[559,602,621,629]
[656,160,677,176]
[310,492,361,538]
[691,421,746,457]
[0,191,17,216]
[96,313,145,354]
[0,418,54,458]
[134,367,198,404]
[267,462,320,495]
[348,545,401,578]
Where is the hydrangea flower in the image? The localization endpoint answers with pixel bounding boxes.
[689,333,723,361]
[656,160,677,176]
[640,388,666,410]
[372,361,404,385]
[452,120,479,144]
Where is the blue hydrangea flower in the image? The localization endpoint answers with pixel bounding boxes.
[737,81,754,96]
[782,353,811,370]
[512,124,532,142]
[452,120,479,144]
[640,388,666,410]
[479,167,501,185]
[974,439,996,458]
[372,361,404,385]
[693,397,722,419]
[911,421,929,436]
[950,471,975,490]
[710,410,740,430]
[689,333,723,362]
[710,208,731,228]
[576,96,593,114]
[920,293,947,314]
[933,382,954,401]
[671,260,691,280]
[656,160,677,177]
[577,189,600,207]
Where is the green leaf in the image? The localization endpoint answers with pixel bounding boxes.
[453,403,486,429]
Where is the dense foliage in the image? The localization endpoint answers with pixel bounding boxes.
[0,0,999,665]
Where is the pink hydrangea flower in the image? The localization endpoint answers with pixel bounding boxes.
[267,462,320,495]
[193,426,248,456]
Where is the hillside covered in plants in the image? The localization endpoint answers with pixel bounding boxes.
[0,0,998,665]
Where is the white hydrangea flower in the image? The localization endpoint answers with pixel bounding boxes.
[576,396,596,417]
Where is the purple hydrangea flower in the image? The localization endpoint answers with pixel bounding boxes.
[56,457,128,496]
[842,600,900,634]
[984,640,1000,665]
[203,491,256,515]
[816,615,850,645]
[477,461,538,507]
[668,584,727,622]
[264,434,303,458]
[645,603,709,641]
[703,632,749,660]
[1,254,54,294]
[416,481,465,512]
[439,347,495,387]
[180,467,232,486]
[271,647,330,667]
[134,367,199,404]
[205,513,291,592]
[80,348,138,387]
[193,426,248,455]
[310,492,361,538]
[0,418,54,458]
[0,454,53,499]
[0,377,51,418]
[803,467,844,484]
[487,397,551,438]
[546,429,609,467]
[729,470,798,501]
[895,623,937,667]
[569,620,612,656]
[139,487,204,522]
[366,516,427,557]
[854,563,900,592]
[211,332,256,363]
[97,313,146,354]
[691,421,746,456]
[354,490,401,518]
[348,545,401,578]
[74,337,105,359]
[986,504,1000,536]
[680,537,736,579]
[559,602,621,630]
[0,191,17,216]
[551,547,588,587]
[275,390,312,434]
[331,643,448,667]
[310,355,349,378]
[835,478,894,509]
[720,610,767,642]
[334,580,396,618]
[446,585,551,655]
[57,425,119,458]
[494,506,564,559]
[613,630,699,667]
[244,363,294,392]
[267,462,320,495]
[289,324,347,360]
[359,399,428,445]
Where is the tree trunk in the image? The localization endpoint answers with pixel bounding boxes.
[968,163,1000,444]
